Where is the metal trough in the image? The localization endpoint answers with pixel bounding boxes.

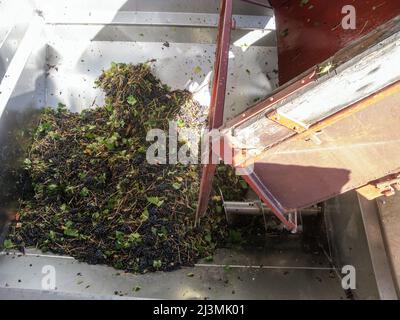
[0,0,399,300]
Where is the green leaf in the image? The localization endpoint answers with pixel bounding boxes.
[157,226,168,238]
[127,95,137,106]
[176,119,185,128]
[64,227,79,238]
[172,182,181,190]
[239,179,248,189]
[47,184,58,192]
[193,66,202,74]
[115,231,124,240]
[128,232,141,243]
[78,172,87,180]
[140,208,149,222]
[147,196,164,207]
[23,158,32,169]
[280,28,289,37]
[56,103,67,113]
[186,272,194,277]
[153,259,162,268]
[37,122,52,134]
[49,230,56,240]
[80,187,90,197]
[64,221,79,238]
[204,233,212,243]
[92,212,100,220]
[133,286,141,292]
[3,239,14,249]
[224,265,232,272]
[105,104,114,112]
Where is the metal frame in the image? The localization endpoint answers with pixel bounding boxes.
[0,16,43,118]
[195,0,291,227]
[196,0,308,230]
[197,5,400,233]
[195,0,233,223]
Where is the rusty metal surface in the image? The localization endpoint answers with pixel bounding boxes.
[238,80,400,167]
[270,0,400,84]
[245,84,400,210]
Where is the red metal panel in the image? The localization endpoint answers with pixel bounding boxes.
[271,0,400,84]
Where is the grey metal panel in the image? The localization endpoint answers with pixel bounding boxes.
[33,0,273,16]
[0,238,346,300]
[376,192,400,296]
[324,191,380,300]
[43,11,274,30]
[0,23,30,80]
[358,195,398,300]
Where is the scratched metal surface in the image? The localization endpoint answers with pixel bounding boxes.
[0,236,347,300]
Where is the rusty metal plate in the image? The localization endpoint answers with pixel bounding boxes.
[246,83,400,210]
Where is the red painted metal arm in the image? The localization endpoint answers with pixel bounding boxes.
[195,0,233,223]
[196,0,296,231]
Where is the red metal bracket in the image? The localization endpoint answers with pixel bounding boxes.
[240,170,297,230]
